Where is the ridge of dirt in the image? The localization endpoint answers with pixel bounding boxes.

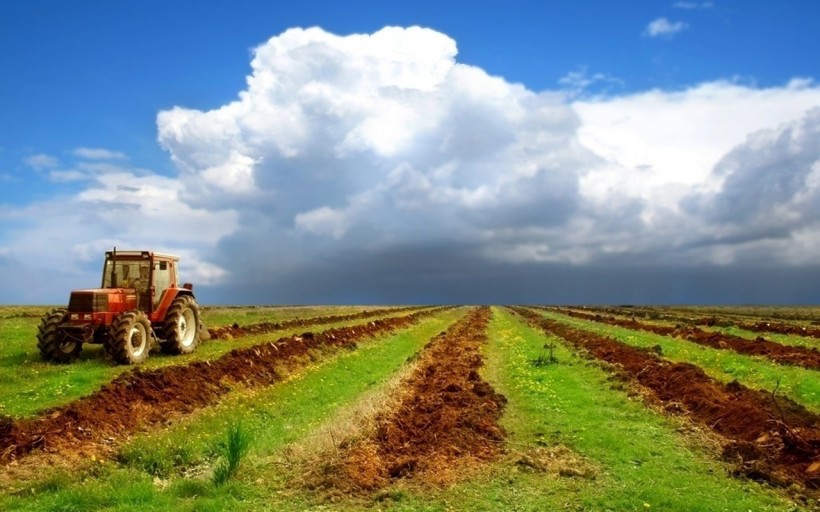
[512,307,820,493]
[207,305,430,340]
[314,306,506,492]
[552,307,820,370]
[584,306,820,341]
[0,307,454,466]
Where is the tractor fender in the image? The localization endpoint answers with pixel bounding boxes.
[153,288,195,322]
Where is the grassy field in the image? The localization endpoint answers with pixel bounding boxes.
[0,305,426,417]
[0,305,812,511]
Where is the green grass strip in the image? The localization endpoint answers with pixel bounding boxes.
[200,305,392,328]
[541,310,820,415]
[0,308,467,511]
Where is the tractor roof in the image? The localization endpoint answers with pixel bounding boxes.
[105,250,180,261]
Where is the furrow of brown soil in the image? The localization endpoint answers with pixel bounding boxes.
[592,306,820,340]
[318,306,506,491]
[739,321,820,339]
[512,307,820,491]
[207,305,429,339]
[0,307,453,465]
[552,308,820,370]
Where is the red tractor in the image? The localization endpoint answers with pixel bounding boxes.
[37,249,206,365]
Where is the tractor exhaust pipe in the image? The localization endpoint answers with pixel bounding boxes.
[111,246,118,288]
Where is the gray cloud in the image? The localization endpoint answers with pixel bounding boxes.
[203,243,820,305]
[683,107,820,264]
[701,108,820,223]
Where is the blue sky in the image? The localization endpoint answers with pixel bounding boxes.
[1,1,820,304]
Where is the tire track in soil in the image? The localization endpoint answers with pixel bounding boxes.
[512,307,820,493]
[318,306,506,491]
[207,305,431,340]
[551,307,820,370]
[0,307,454,465]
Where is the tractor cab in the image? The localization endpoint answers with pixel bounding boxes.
[101,250,181,314]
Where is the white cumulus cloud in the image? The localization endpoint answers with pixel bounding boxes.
[573,79,820,212]
[157,26,598,273]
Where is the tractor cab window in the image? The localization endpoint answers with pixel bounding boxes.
[153,260,173,306]
[102,260,149,291]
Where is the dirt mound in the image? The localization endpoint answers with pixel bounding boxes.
[743,321,820,340]
[579,306,820,341]
[513,307,820,492]
[556,308,820,370]
[0,307,451,465]
[207,306,428,340]
[319,307,506,491]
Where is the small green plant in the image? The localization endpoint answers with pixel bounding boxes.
[212,423,252,487]
[532,342,558,366]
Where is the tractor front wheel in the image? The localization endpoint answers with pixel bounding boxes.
[161,296,200,355]
[109,311,152,365]
[37,308,81,363]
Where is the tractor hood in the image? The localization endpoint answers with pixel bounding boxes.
[68,288,137,313]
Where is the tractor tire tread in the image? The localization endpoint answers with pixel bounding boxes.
[161,296,200,355]
[36,308,80,363]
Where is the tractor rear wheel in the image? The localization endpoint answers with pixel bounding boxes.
[161,296,200,355]
[37,308,81,363]
[109,311,152,365]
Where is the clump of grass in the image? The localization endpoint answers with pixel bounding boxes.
[33,471,74,493]
[532,342,558,367]
[212,423,252,487]
[118,438,198,478]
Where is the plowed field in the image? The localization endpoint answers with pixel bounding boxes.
[0,305,815,511]
[554,307,820,369]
